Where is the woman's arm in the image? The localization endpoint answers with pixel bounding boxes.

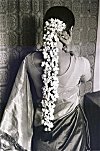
[80,57,91,82]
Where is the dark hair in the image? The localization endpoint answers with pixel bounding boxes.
[43,6,75,33]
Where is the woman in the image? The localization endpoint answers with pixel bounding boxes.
[0,6,91,151]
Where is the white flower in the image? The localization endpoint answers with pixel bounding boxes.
[41,61,46,67]
[45,21,49,26]
[38,18,66,131]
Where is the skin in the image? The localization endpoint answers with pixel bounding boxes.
[34,25,91,81]
[56,28,91,81]
[34,28,73,75]
[56,26,73,75]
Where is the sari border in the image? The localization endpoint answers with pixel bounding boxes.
[0,130,27,151]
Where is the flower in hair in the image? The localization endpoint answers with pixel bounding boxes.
[39,18,66,131]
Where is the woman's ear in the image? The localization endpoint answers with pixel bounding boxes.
[69,26,73,37]
[70,26,73,32]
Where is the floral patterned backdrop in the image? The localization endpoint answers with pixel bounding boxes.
[0,0,99,118]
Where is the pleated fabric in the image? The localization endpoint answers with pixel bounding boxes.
[32,105,90,151]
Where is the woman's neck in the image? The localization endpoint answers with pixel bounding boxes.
[58,48,71,76]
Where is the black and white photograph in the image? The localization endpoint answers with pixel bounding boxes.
[0,0,100,151]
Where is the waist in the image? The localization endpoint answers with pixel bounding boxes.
[34,96,79,126]
[54,95,79,119]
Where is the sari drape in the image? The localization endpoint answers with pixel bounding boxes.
[0,57,34,151]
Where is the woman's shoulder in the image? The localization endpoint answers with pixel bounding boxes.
[25,51,43,72]
[75,56,90,65]
[73,56,91,75]
[26,51,43,64]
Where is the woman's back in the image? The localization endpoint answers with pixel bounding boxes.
[27,51,90,119]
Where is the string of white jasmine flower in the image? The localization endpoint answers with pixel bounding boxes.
[40,18,66,131]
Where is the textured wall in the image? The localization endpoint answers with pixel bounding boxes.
[0,0,99,117]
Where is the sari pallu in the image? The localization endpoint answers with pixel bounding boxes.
[0,57,34,151]
[32,104,90,151]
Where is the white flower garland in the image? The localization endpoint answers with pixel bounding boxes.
[39,18,66,131]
